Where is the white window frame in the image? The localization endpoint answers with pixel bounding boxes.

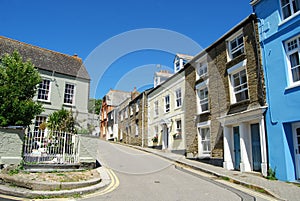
[120,111,123,121]
[227,60,249,104]
[135,121,139,136]
[154,101,159,117]
[174,57,182,73]
[175,88,182,108]
[37,78,51,102]
[196,62,208,80]
[280,0,300,20]
[64,83,75,105]
[125,107,128,119]
[196,79,209,114]
[197,121,211,158]
[285,35,300,87]
[130,105,133,116]
[176,119,182,134]
[227,30,245,61]
[110,111,114,120]
[164,95,170,113]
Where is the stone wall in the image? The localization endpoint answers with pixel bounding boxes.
[0,127,25,166]
[184,64,198,156]
[184,15,265,160]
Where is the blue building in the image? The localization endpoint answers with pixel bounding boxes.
[251,0,300,181]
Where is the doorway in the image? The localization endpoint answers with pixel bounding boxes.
[233,126,241,170]
[251,123,262,172]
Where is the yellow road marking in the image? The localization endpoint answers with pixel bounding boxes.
[82,167,120,199]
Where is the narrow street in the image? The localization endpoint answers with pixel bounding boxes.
[79,136,270,201]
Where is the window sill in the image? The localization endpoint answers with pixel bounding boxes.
[285,83,300,92]
[198,153,211,159]
[230,99,250,106]
[37,100,51,104]
[174,106,182,111]
[197,110,210,115]
[278,11,300,27]
[63,103,75,108]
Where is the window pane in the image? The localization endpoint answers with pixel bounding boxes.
[282,3,292,19]
[293,0,300,12]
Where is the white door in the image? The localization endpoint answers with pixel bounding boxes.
[293,123,300,180]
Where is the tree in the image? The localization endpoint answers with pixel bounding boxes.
[0,51,43,127]
[47,108,77,133]
[88,98,102,115]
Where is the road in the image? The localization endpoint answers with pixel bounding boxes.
[79,137,272,201]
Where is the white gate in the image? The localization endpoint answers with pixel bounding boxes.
[23,129,80,164]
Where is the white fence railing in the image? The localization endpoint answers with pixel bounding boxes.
[23,129,80,164]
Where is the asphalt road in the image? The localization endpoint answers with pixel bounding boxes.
[79,137,270,201]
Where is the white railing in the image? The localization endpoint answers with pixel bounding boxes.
[23,129,80,164]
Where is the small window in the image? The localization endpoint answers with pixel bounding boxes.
[38,79,51,101]
[197,62,208,79]
[110,111,114,120]
[176,120,182,133]
[135,121,139,136]
[130,106,133,116]
[281,0,300,20]
[154,101,159,117]
[285,36,300,85]
[197,87,209,113]
[199,127,211,154]
[230,69,249,103]
[228,33,244,60]
[165,95,170,113]
[125,107,128,119]
[120,111,123,121]
[64,83,75,105]
[175,88,182,108]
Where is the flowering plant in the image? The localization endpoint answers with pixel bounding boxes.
[152,134,158,143]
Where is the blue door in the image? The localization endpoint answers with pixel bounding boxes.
[233,126,241,170]
[251,123,262,172]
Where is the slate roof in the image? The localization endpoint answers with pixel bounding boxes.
[0,36,90,80]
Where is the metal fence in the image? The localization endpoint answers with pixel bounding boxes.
[23,129,80,164]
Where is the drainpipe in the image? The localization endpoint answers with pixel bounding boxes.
[255,16,278,125]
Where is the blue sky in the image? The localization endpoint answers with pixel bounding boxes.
[0,0,252,99]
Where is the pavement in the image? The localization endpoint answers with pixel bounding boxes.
[124,144,300,201]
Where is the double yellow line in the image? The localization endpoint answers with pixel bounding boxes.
[97,168,120,196]
[84,167,120,199]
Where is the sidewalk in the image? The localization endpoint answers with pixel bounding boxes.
[127,144,300,201]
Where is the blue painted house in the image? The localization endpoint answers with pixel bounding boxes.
[251,0,300,181]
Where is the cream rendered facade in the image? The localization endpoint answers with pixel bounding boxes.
[31,69,90,131]
[148,72,186,154]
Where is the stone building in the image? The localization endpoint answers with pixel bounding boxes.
[184,14,267,176]
[126,89,151,147]
[100,89,131,140]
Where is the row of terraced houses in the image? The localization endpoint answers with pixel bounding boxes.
[100,0,300,182]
